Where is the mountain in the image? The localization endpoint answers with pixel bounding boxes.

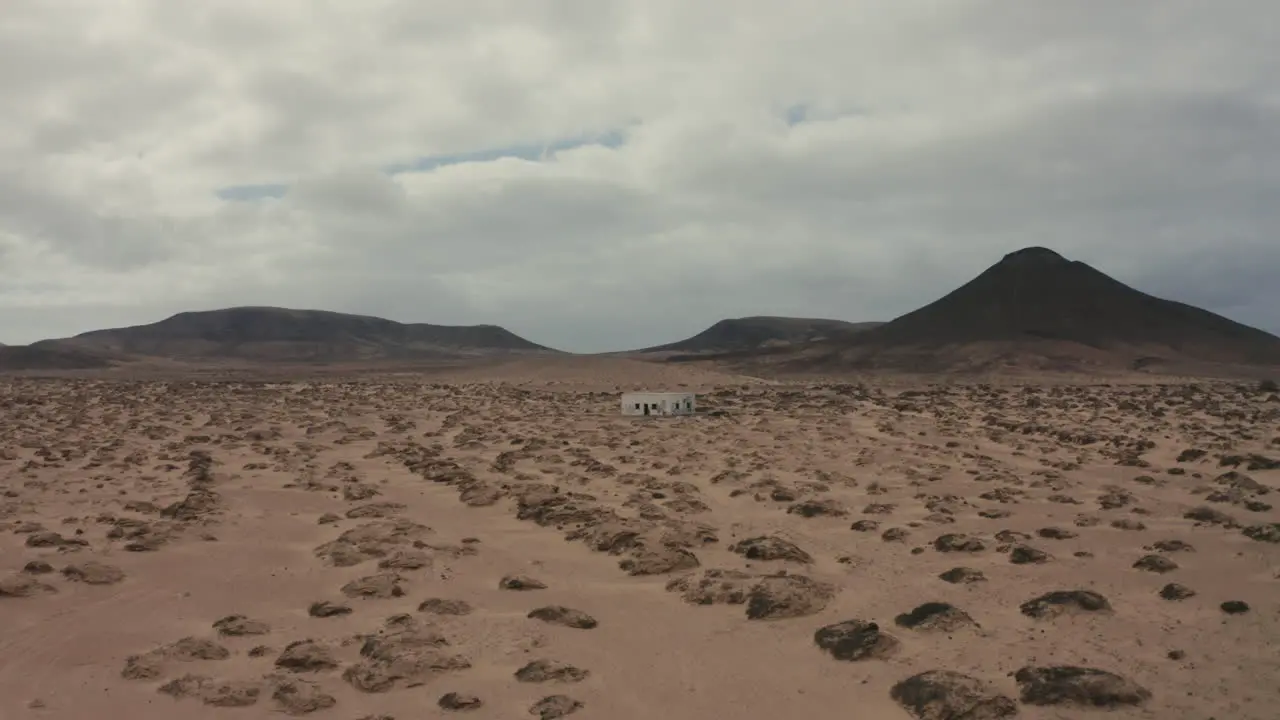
[37,306,558,363]
[640,316,882,353]
[716,247,1280,373]
[0,344,114,371]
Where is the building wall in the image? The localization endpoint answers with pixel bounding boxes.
[621,393,696,416]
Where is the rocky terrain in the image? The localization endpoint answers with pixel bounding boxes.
[1,369,1277,719]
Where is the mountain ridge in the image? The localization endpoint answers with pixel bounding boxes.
[764,246,1280,373]
[5,249,1280,376]
[638,316,882,354]
[26,306,559,365]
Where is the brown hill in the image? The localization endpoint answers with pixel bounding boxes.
[37,306,559,363]
[688,247,1280,374]
[0,344,115,371]
[640,316,882,354]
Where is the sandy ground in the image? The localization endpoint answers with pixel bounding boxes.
[1,361,1277,720]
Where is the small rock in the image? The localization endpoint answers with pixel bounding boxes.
[1147,539,1194,553]
[1015,665,1151,707]
[529,694,583,719]
[890,670,1017,720]
[729,536,813,563]
[1183,506,1238,527]
[938,567,986,584]
[786,499,847,517]
[1133,555,1178,573]
[340,573,405,599]
[1020,590,1112,619]
[1242,523,1280,543]
[933,534,985,553]
[745,574,835,620]
[893,602,977,632]
[1159,583,1196,601]
[213,615,270,637]
[267,675,336,715]
[274,640,338,672]
[813,620,899,661]
[618,545,700,576]
[0,574,57,598]
[515,659,590,683]
[418,598,474,615]
[1009,545,1050,564]
[1221,600,1250,614]
[307,601,352,618]
[881,527,910,543]
[438,692,483,711]
[528,606,598,629]
[1111,518,1147,531]
[500,574,548,591]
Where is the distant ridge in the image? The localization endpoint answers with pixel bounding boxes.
[32,306,559,363]
[0,344,114,371]
[682,247,1280,374]
[860,247,1279,351]
[640,316,882,354]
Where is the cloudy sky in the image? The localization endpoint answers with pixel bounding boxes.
[2,1,1278,352]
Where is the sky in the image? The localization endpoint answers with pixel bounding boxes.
[2,1,1279,353]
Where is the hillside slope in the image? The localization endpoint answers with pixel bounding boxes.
[641,316,881,353]
[0,344,115,371]
[39,306,559,362]
[721,247,1280,374]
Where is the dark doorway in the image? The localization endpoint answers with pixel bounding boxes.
[643,404,650,416]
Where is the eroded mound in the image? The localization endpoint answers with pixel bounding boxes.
[890,670,1018,720]
[813,620,899,661]
[1014,665,1152,707]
[1020,590,1112,619]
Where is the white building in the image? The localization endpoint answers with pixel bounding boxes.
[621,391,696,416]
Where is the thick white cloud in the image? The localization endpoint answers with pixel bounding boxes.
[2,0,1278,352]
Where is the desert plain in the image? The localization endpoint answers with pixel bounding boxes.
[1,357,1278,720]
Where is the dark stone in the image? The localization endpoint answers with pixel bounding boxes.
[813,620,899,661]
[1014,666,1151,707]
[938,567,987,584]
[893,602,976,632]
[515,659,590,683]
[529,695,583,719]
[500,574,548,591]
[729,536,813,563]
[438,692,482,711]
[890,670,1017,720]
[527,606,597,629]
[1133,555,1178,573]
[1020,590,1112,619]
[308,601,352,618]
[933,534,985,553]
[1009,545,1050,564]
[1158,583,1195,601]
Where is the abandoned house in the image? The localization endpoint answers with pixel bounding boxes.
[620,391,696,417]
